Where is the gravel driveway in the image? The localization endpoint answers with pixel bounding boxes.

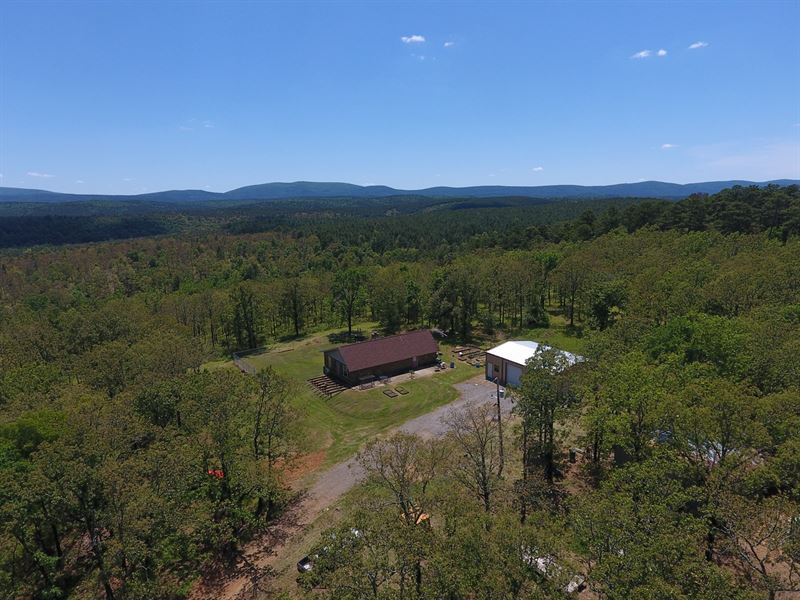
[203,375,514,599]
[305,377,513,507]
[397,377,514,438]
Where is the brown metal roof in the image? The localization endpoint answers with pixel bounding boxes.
[332,329,438,372]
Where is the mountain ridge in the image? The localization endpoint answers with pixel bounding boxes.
[1,179,797,204]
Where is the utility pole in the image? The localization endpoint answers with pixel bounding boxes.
[494,376,504,477]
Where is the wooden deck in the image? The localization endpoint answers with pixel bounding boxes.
[307,375,349,398]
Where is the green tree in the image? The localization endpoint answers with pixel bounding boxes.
[252,367,298,518]
[571,455,742,600]
[517,348,576,485]
[591,352,665,464]
[333,267,367,336]
[443,401,503,512]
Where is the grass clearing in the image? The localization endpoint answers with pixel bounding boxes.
[204,314,584,467]
[217,324,478,466]
[482,309,587,355]
[512,311,587,355]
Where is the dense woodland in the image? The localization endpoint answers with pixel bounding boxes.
[2,183,798,250]
[1,184,798,599]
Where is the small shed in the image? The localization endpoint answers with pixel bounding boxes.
[323,329,438,386]
[485,340,581,387]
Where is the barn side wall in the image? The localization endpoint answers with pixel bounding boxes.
[348,352,438,384]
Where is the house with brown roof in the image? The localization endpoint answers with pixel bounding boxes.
[323,329,439,386]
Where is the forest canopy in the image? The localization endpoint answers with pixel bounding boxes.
[0,183,797,249]
[0,184,798,599]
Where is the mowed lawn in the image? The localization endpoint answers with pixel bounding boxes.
[230,327,482,465]
[205,316,585,467]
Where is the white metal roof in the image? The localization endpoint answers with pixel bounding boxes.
[486,340,581,367]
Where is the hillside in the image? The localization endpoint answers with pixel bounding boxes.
[1,178,798,203]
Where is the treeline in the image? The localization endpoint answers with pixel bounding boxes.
[225,197,648,252]
[2,184,797,251]
[0,215,175,248]
[3,230,796,359]
[599,183,800,240]
[235,184,800,257]
[0,194,636,249]
[1,192,799,358]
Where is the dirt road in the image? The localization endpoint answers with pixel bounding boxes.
[194,376,513,600]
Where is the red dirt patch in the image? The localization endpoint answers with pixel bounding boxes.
[284,450,327,486]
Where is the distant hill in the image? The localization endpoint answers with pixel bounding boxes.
[1,179,797,204]
[0,187,222,203]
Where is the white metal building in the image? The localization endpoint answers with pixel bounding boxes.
[485,340,581,387]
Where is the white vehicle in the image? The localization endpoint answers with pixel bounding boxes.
[522,548,586,594]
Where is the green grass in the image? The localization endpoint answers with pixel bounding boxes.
[217,324,479,465]
[470,308,587,356]
[509,310,587,355]
[204,314,584,467]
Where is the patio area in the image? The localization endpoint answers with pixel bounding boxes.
[353,361,472,392]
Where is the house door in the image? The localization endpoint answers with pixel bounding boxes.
[506,363,523,387]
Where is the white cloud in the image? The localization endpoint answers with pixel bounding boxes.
[123,177,134,182]
[631,50,652,59]
[657,49,667,57]
[27,171,54,178]
[532,166,544,172]
[180,118,214,131]
[443,41,455,48]
[75,180,84,184]
[689,41,709,49]
[0,173,4,178]
[661,143,678,149]
[401,35,425,44]
[411,53,426,61]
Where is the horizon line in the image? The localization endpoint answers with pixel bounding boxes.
[2,177,799,197]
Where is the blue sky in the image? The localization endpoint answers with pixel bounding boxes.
[1,0,798,194]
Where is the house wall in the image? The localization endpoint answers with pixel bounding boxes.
[349,352,438,384]
[485,353,504,383]
[326,351,438,385]
[324,352,349,381]
[485,353,527,386]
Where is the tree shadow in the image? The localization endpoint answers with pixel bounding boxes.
[327,330,366,344]
[190,490,310,599]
